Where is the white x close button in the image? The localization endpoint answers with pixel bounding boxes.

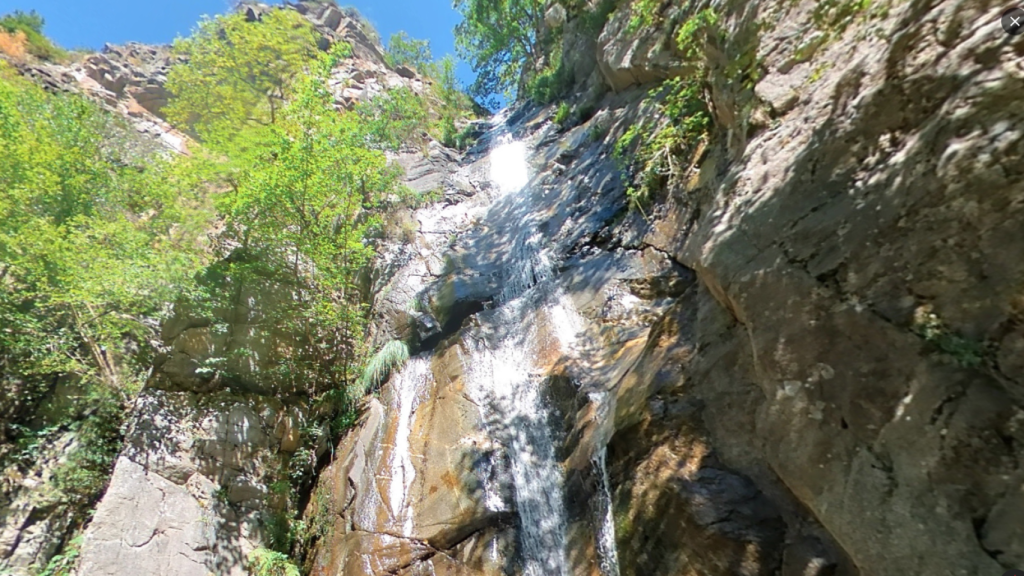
[1002,6,1024,35]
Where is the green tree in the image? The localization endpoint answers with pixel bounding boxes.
[171,39,406,394]
[454,0,546,104]
[0,61,210,525]
[238,45,403,389]
[0,62,209,396]
[385,31,432,71]
[164,10,320,154]
[355,85,430,150]
[431,55,479,147]
[162,7,435,394]
[0,10,43,35]
[382,31,478,147]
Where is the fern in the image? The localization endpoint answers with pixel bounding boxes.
[356,340,410,394]
[554,102,571,127]
[247,548,301,576]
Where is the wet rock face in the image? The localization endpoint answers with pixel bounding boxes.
[301,84,755,576]
[306,363,515,576]
[610,416,786,576]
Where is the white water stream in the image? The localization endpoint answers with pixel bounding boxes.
[465,116,572,576]
[593,446,622,576]
[387,357,429,535]
[464,300,570,576]
[465,113,620,576]
[386,112,621,575]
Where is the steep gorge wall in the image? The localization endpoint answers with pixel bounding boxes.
[0,2,454,574]
[593,0,1024,575]
[308,0,1024,575]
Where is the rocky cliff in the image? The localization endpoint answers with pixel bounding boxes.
[303,0,1024,575]
[3,0,1022,575]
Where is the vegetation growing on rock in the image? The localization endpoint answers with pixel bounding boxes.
[5,1,1023,576]
[613,7,719,209]
[384,31,481,148]
[0,5,472,572]
[164,10,322,154]
[385,30,433,71]
[0,10,64,61]
[0,58,210,565]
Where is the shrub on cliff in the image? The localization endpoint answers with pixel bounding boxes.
[247,547,301,576]
[163,11,429,396]
[383,31,479,147]
[0,62,210,400]
[385,31,432,71]
[0,61,211,525]
[0,10,65,61]
[614,7,720,209]
[164,9,321,156]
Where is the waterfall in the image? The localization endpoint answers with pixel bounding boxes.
[463,306,570,576]
[387,357,430,535]
[593,446,621,576]
[489,133,530,196]
[458,114,575,576]
[403,110,619,576]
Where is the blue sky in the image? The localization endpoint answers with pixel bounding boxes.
[0,0,476,89]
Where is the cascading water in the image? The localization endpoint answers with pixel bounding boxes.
[463,297,570,576]
[455,113,619,576]
[489,132,530,196]
[386,357,430,535]
[458,115,570,576]
[592,446,621,576]
[371,110,621,576]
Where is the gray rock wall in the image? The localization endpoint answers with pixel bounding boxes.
[596,0,1024,575]
[335,1,1024,574]
[73,391,297,576]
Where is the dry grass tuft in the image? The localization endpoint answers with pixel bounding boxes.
[0,30,28,61]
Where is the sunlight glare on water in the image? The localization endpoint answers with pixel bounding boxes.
[489,135,530,194]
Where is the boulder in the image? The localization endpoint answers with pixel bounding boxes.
[596,3,691,92]
[395,64,417,79]
[545,3,567,29]
[74,391,290,575]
